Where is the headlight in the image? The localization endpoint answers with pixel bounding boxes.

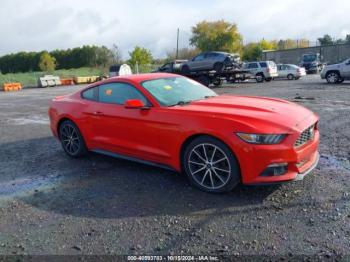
[236,133,286,144]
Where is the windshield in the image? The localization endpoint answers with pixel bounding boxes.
[302,54,317,62]
[141,77,217,106]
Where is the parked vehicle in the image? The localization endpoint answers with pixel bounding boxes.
[180,51,237,74]
[155,60,187,73]
[49,73,320,193]
[109,64,132,77]
[299,53,324,74]
[243,61,278,82]
[277,64,306,80]
[320,58,350,83]
[155,60,251,87]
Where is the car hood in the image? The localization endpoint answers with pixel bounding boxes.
[173,95,317,133]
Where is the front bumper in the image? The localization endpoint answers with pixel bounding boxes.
[293,152,319,181]
[233,127,320,185]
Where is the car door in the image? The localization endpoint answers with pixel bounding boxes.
[85,82,171,162]
[158,63,173,73]
[341,59,350,78]
[278,65,287,78]
[189,53,206,70]
[248,62,259,74]
[205,53,218,70]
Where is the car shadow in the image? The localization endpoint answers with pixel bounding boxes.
[0,137,279,219]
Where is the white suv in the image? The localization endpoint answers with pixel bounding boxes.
[320,58,350,83]
[243,61,278,82]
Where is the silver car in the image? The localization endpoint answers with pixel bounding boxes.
[320,58,350,83]
[277,64,306,80]
[180,52,235,74]
[243,61,278,82]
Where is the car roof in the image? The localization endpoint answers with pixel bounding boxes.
[107,73,180,84]
[206,51,229,55]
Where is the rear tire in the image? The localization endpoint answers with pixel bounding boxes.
[181,65,190,75]
[213,78,223,86]
[183,136,240,193]
[59,120,87,158]
[196,76,210,87]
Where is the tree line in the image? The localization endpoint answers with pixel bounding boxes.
[0,45,117,74]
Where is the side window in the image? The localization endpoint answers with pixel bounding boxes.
[98,82,149,105]
[160,63,171,71]
[248,63,259,69]
[193,54,205,61]
[259,62,267,68]
[82,87,96,100]
[206,53,218,59]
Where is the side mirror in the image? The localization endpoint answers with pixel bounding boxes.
[124,99,148,109]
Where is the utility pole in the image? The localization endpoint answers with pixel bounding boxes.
[176,28,179,59]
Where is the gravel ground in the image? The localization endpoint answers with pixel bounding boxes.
[0,75,349,259]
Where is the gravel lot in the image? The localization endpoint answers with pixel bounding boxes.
[0,75,349,259]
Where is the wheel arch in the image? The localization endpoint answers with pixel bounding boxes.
[56,116,76,137]
[179,133,241,174]
[325,70,340,77]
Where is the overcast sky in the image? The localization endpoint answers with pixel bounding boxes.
[0,0,348,58]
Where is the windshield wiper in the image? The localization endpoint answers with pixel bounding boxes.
[204,95,216,99]
[168,100,193,107]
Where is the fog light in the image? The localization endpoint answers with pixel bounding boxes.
[260,163,288,177]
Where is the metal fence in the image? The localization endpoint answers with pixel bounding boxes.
[262,43,350,64]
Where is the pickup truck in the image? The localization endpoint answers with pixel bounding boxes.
[299,53,324,74]
[320,58,350,83]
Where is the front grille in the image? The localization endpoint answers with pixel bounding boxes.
[294,125,315,147]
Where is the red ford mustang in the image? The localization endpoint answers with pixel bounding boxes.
[49,73,320,193]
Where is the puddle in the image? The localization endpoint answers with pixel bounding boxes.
[0,174,62,198]
[6,115,49,125]
[319,154,350,173]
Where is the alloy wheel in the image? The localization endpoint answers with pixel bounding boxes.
[188,143,231,190]
[60,124,81,155]
[327,73,339,83]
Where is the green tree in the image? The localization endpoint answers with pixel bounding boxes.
[190,20,243,53]
[318,34,333,46]
[38,51,56,72]
[259,39,277,50]
[242,43,261,61]
[242,40,277,61]
[128,46,153,66]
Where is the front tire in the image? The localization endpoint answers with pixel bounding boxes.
[287,74,295,80]
[59,120,87,158]
[183,136,240,193]
[326,71,340,84]
[256,73,265,83]
[213,62,224,73]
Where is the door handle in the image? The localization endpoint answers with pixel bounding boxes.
[93,111,104,116]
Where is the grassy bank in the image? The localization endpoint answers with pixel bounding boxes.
[0,67,105,87]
